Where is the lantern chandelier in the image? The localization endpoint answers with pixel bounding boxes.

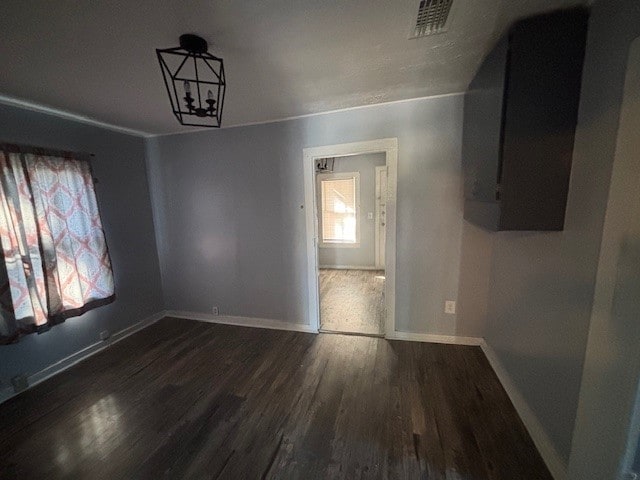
[156,34,226,128]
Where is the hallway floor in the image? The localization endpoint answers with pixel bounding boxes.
[319,268,385,336]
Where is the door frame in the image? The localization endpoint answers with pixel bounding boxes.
[303,138,398,337]
[374,165,388,269]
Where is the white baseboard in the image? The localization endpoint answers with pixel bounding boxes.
[168,312,486,346]
[319,265,381,270]
[0,310,166,405]
[386,330,483,346]
[480,340,567,480]
[166,310,318,334]
[0,381,13,403]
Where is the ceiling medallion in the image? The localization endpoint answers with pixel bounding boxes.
[156,34,226,128]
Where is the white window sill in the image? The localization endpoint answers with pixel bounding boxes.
[319,242,361,249]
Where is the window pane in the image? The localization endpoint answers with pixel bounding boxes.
[321,177,357,243]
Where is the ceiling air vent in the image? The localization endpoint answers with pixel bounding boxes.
[412,0,453,37]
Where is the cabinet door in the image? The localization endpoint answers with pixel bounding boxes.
[462,37,507,203]
[462,38,508,230]
[499,9,588,231]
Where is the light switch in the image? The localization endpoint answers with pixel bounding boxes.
[445,301,456,314]
[367,212,374,220]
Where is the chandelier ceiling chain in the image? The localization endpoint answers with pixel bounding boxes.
[156,34,226,128]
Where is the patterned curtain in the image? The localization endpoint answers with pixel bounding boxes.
[0,149,115,343]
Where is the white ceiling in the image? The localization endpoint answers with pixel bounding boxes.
[0,0,586,135]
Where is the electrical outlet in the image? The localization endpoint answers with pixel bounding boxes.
[212,306,219,316]
[444,300,456,314]
[100,330,110,341]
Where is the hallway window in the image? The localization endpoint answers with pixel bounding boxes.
[319,172,360,246]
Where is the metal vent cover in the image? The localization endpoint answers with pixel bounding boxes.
[411,0,453,37]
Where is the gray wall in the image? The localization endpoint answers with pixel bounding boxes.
[0,103,163,388]
[462,0,640,464]
[317,153,386,268]
[567,9,640,479]
[146,94,470,336]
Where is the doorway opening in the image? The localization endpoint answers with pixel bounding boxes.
[303,139,397,337]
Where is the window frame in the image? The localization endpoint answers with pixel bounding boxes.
[317,171,361,248]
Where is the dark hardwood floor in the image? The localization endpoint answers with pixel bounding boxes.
[0,318,552,479]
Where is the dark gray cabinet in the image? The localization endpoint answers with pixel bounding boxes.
[462,7,589,231]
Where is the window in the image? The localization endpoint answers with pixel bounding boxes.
[0,147,114,343]
[319,172,360,246]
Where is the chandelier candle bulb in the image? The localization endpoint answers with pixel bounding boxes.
[206,89,216,113]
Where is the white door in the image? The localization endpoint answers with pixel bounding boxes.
[375,166,388,269]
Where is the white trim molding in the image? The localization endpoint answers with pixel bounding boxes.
[170,313,486,347]
[0,94,152,137]
[0,310,166,405]
[150,92,466,137]
[169,312,486,347]
[319,265,380,270]
[480,340,568,480]
[166,311,318,334]
[304,138,398,337]
[386,331,483,345]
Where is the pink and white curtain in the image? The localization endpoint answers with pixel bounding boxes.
[0,148,114,343]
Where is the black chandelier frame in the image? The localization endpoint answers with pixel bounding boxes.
[156,34,226,128]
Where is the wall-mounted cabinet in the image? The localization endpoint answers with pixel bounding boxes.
[462,7,589,231]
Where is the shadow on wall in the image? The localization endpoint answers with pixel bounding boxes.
[477,228,601,461]
[393,100,464,336]
[456,221,493,337]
